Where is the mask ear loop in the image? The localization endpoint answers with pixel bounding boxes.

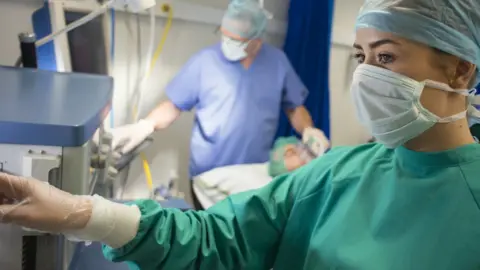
[437,110,468,123]
[424,80,471,96]
[424,78,476,123]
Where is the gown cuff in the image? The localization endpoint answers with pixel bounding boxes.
[64,195,141,248]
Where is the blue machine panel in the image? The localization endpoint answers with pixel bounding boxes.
[0,66,113,147]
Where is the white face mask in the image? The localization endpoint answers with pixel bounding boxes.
[350,64,479,148]
[221,36,248,61]
[295,142,317,162]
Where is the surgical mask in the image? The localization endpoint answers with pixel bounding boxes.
[221,35,248,61]
[295,143,317,162]
[268,143,314,177]
[351,64,479,148]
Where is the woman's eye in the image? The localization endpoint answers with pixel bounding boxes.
[353,53,365,64]
[378,53,394,64]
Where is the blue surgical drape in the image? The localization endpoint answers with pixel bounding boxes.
[276,0,335,139]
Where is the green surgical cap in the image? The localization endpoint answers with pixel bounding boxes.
[268,136,300,177]
[356,0,480,84]
[222,0,268,39]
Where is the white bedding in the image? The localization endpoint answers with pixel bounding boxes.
[193,163,273,209]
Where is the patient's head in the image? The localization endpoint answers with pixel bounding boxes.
[268,136,315,177]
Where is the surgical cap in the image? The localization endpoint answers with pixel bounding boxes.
[221,0,268,39]
[268,136,300,177]
[355,0,480,84]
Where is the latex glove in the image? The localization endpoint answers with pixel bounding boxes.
[0,173,92,233]
[0,173,140,248]
[111,119,155,154]
[302,127,330,156]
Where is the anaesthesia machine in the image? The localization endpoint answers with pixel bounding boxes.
[0,66,113,270]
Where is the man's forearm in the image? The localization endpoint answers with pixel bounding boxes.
[144,100,182,130]
[285,106,314,134]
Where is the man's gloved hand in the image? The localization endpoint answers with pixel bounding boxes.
[302,127,330,156]
[0,173,92,233]
[111,119,155,154]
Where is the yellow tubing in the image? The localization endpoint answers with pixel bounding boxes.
[137,4,174,193]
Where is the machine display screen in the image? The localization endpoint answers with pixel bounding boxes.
[65,11,108,75]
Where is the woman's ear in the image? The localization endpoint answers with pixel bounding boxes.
[451,60,476,89]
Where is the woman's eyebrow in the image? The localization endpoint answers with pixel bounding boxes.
[353,39,401,50]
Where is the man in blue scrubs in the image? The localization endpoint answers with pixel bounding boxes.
[109,0,329,209]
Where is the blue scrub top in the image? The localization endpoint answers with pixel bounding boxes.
[166,43,308,177]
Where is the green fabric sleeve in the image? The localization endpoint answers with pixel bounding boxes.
[103,146,353,270]
[102,173,298,270]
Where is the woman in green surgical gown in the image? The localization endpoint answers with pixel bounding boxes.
[1,0,480,269]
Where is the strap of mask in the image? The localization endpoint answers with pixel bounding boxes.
[424,80,479,124]
[424,80,472,96]
[437,110,467,123]
[438,104,480,124]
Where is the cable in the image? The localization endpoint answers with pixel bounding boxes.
[128,15,144,124]
[147,4,174,79]
[132,4,174,195]
[110,8,116,129]
[128,13,143,124]
[118,12,137,199]
[110,9,116,63]
[36,0,114,47]
[127,8,156,194]
[134,7,157,121]
[89,170,99,195]
[133,4,173,120]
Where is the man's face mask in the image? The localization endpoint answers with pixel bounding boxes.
[221,35,249,61]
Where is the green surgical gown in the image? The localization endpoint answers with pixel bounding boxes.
[103,143,480,269]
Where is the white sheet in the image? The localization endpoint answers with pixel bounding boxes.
[193,163,273,209]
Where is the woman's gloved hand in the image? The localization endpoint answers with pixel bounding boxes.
[110,119,155,154]
[302,127,330,156]
[0,173,141,248]
[0,173,92,233]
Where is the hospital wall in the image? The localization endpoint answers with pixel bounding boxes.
[330,0,371,146]
[0,0,44,65]
[0,0,370,202]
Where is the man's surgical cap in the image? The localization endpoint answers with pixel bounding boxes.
[355,0,480,84]
[221,0,268,39]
